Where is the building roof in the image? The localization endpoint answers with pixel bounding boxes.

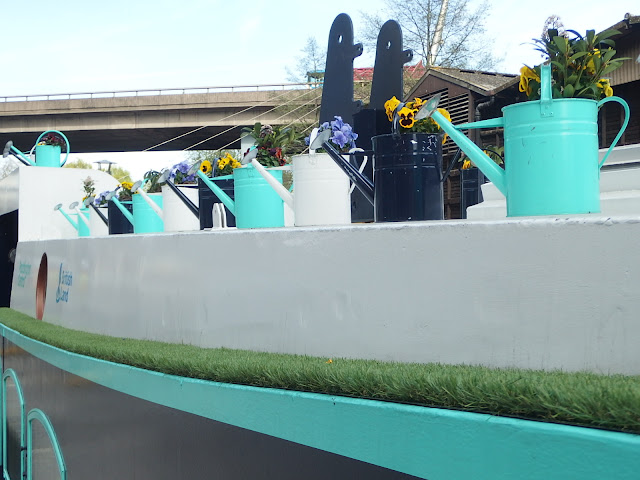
[353,63,426,82]
[606,12,640,37]
[406,67,519,99]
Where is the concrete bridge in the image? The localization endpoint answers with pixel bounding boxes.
[0,84,321,153]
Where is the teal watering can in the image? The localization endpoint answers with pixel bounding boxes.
[130,180,164,233]
[2,130,70,167]
[54,202,90,237]
[191,160,285,229]
[422,64,630,217]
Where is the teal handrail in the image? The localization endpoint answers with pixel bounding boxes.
[2,370,25,480]
[27,409,66,480]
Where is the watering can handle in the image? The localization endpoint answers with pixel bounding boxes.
[32,130,71,166]
[539,64,553,117]
[442,148,462,183]
[597,96,630,168]
[348,148,368,194]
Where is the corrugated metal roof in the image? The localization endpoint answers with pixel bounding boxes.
[412,68,518,97]
[603,13,640,86]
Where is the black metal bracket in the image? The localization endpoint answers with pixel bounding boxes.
[369,20,413,109]
[319,13,363,126]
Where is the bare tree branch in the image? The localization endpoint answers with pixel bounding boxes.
[358,0,502,71]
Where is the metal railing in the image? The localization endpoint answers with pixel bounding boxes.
[0,82,323,103]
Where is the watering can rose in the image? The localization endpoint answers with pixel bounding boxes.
[521,28,628,100]
[384,96,451,143]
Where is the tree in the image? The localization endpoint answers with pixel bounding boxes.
[64,158,131,183]
[359,0,501,71]
[63,159,93,169]
[286,37,327,83]
[109,166,132,184]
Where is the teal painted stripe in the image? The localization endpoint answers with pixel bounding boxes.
[2,324,640,480]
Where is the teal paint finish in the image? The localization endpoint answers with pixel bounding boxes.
[2,325,640,480]
[33,130,70,167]
[197,166,285,229]
[34,145,62,167]
[132,194,163,233]
[2,369,25,480]
[502,95,629,217]
[57,210,78,232]
[26,409,66,480]
[234,165,284,229]
[76,208,90,237]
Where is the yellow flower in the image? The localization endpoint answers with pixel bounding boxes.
[586,49,600,75]
[326,358,333,364]
[397,106,416,128]
[462,159,472,170]
[231,160,242,169]
[519,66,539,96]
[406,97,424,111]
[120,181,133,191]
[598,78,613,97]
[384,96,401,122]
[201,160,212,175]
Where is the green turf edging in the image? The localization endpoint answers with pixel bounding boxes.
[1,308,639,434]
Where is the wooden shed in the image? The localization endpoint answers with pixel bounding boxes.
[406,68,520,218]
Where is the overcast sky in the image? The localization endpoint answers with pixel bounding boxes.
[1,0,637,179]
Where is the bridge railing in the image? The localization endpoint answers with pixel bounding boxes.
[0,82,322,102]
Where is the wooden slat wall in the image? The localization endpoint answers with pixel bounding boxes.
[420,90,470,218]
[599,80,640,147]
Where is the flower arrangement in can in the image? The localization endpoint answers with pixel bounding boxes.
[81,176,95,203]
[305,116,358,153]
[520,28,628,101]
[384,96,451,144]
[118,181,134,201]
[215,152,242,176]
[241,122,298,167]
[168,160,198,184]
[38,132,67,151]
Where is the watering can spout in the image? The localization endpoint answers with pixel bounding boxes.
[3,141,35,166]
[431,110,507,196]
[310,130,374,204]
[416,94,507,196]
[196,170,236,215]
[242,149,294,209]
[106,192,135,226]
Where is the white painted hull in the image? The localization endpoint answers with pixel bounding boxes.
[10,216,640,375]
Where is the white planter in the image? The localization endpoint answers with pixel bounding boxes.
[291,153,351,226]
[161,184,200,232]
[89,206,109,236]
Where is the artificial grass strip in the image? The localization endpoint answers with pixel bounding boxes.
[1,308,639,434]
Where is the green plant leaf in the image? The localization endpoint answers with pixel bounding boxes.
[601,49,617,63]
[553,36,568,54]
[596,29,621,42]
[562,84,575,98]
[568,52,588,63]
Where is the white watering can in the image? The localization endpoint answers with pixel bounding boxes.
[244,130,367,226]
